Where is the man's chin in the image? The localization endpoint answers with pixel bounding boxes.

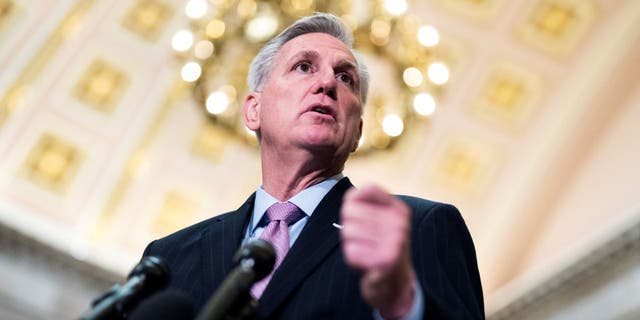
[296,137,339,152]
[300,140,353,160]
[299,140,337,152]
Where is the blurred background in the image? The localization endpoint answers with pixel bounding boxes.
[0,0,639,319]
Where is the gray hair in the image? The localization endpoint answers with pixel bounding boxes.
[247,13,370,104]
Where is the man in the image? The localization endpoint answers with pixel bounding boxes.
[143,13,484,319]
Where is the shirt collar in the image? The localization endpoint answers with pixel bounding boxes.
[250,173,343,231]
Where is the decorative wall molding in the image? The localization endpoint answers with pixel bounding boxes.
[488,207,640,319]
[0,220,122,319]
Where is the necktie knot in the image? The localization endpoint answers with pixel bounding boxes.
[265,201,305,225]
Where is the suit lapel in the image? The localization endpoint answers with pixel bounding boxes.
[258,178,354,317]
[200,193,255,305]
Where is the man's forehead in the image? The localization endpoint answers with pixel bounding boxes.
[277,32,357,63]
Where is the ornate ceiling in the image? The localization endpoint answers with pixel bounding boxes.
[0,0,639,314]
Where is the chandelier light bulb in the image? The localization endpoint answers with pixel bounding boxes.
[417,25,440,47]
[382,114,404,137]
[171,30,194,52]
[413,93,436,116]
[245,15,279,42]
[194,40,214,59]
[427,62,450,85]
[181,62,202,82]
[206,91,230,114]
[384,0,408,16]
[185,0,208,19]
[403,67,423,87]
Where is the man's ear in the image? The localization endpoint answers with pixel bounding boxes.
[243,92,261,132]
[350,118,363,152]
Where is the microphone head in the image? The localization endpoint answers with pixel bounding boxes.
[129,256,171,294]
[233,239,276,281]
[129,290,195,320]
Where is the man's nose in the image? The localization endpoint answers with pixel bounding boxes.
[313,69,337,100]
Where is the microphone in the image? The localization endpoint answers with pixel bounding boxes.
[80,256,170,320]
[196,239,275,320]
[129,290,195,320]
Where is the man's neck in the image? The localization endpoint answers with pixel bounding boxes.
[260,147,346,201]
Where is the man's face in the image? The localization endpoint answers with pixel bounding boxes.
[244,32,363,158]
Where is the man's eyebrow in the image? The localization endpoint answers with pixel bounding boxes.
[335,60,357,72]
[288,50,320,63]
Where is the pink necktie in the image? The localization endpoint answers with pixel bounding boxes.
[251,201,305,299]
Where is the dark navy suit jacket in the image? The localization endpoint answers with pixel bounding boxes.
[143,178,484,319]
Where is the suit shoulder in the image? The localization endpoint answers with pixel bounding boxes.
[398,195,459,214]
[397,195,465,226]
[146,210,235,252]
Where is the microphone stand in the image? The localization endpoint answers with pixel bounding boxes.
[198,259,260,320]
[79,256,170,320]
[82,279,143,320]
[196,240,275,320]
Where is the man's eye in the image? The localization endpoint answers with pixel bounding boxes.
[337,73,354,86]
[294,62,312,73]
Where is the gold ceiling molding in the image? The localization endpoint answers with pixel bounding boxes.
[73,59,129,113]
[517,0,597,57]
[122,0,174,42]
[89,79,189,244]
[19,132,84,195]
[471,61,543,131]
[191,121,236,162]
[152,190,200,237]
[0,0,16,33]
[0,0,96,129]
[435,0,507,22]
[432,136,500,195]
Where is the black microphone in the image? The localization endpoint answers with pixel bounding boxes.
[129,290,195,320]
[196,239,275,320]
[80,256,170,320]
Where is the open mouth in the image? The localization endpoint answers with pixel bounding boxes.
[312,107,331,115]
[307,104,334,118]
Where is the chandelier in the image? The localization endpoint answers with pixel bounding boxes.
[172,0,450,154]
